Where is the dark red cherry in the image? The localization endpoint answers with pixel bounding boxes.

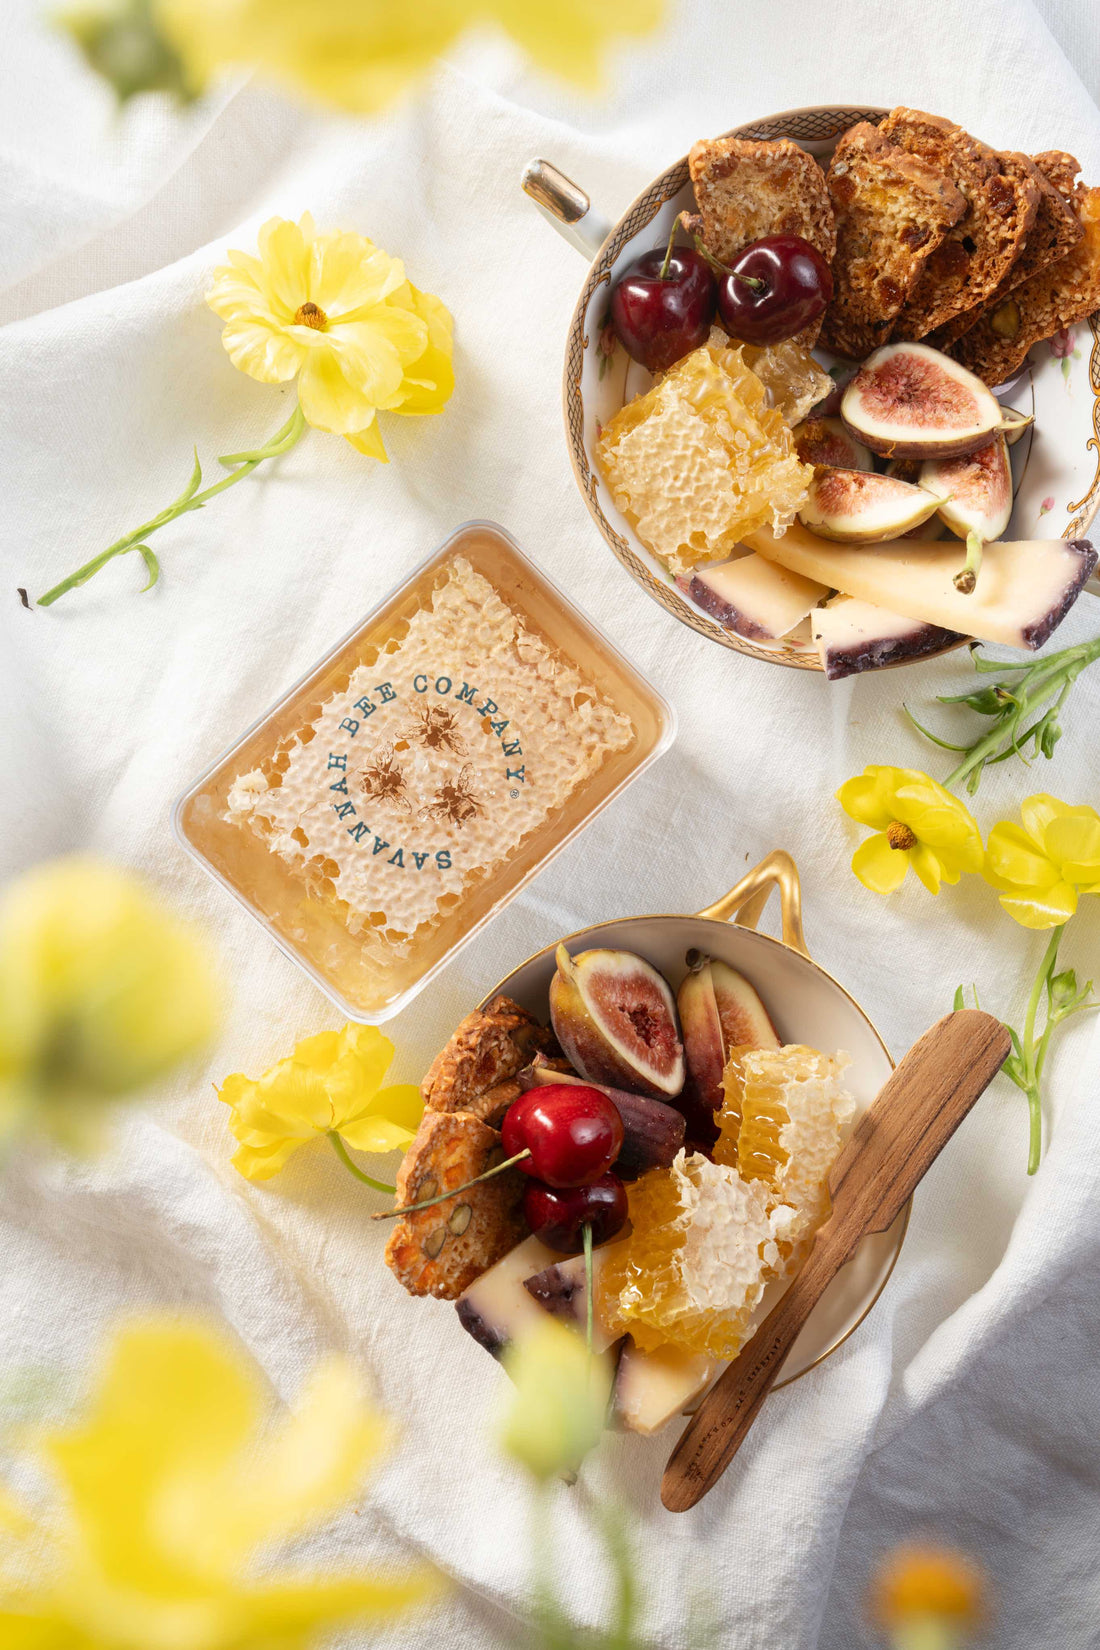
[610,241,717,373]
[502,1085,623,1189]
[523,1173,628,1254]
[717,234,832,345]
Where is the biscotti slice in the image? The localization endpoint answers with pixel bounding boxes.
[420,995,552,1122]
[950,185,1100,384]
[685,136,835,346]
[932,151,1083,348]
[883,109,1040,339]
[384,1110,527,1298]
[820,122,966,359]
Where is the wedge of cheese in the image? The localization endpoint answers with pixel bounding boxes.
[747,523,1097,650]
[611,1341,718,1435]
[678,554,829,641]
[455,1235,559,1358]
[813,597,963,679]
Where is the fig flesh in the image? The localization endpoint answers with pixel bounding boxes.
[799,467,946,543]
[841,342,1006,460]
[676,951,778,1147]
[549,945,684,1100]
[920,434,1013,543]
[792,415,874,471]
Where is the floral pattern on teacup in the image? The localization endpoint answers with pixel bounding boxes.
[596,318,617,381]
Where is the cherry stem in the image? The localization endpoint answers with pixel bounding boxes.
[954,530,984,595]
[658,219,679,280]
[687,230,766,293]
[328,1131,395,1195]
[370,1148,531,1219]
[583,1222,594,1356]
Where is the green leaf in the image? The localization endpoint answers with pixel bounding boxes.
[169,449,203,509]
[952,985,965,1012]
[128,544,160,592]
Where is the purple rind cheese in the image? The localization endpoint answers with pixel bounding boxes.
[676,571,771,640]
[817,613,965,679]
[455,1297,506,1358]
[1021,539,1096,650]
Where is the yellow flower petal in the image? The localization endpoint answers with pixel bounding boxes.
[311,232,405,318]
[500,1319,612,1480]
[983,822,1062,893]
[998,882,1078,929]
[230,1136,306,1181]
[908,841,945,894]
[255,215,311,318]
[345,418,389,461]
[298,345,389,435]
[218,316,303,383]
[852,833,910,894]
[837,768,897,830]
[1044,811,1100,883]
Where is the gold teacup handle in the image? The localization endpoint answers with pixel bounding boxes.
[521,159,613,259]
[696,851,809,959]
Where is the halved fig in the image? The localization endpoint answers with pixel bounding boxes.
[799,468,946,543]
[842,342,1007,459]
[676,952,778,1147]
[999,404,1034,446]
[884,460,948,539]
[921,435,1013,542]
[792,415,874,471]
[549,945,684,1100]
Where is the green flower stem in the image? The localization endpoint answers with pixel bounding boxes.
[1020,926,1063,1175]
[36,403,306,607]
[583,1221,594,1357]
[369,1148,530,1219]
[328,1130,395,1195]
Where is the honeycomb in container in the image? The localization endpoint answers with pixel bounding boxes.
[596,1150,796,1361]
[720,1045,856,1261]
[594,342,812,577]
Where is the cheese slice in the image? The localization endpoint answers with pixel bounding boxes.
[611,1341,718,1435]
[748,523,1097,650]
[680,553,829,641]
[813,596,962,680]
[455,1235,558,1358]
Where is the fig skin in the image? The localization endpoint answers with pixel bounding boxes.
[676,952,779,1147]
[799,468,946,543]
[999,405,1034,447]
[549,944,685,1101]
[921,435,1013,544]
[841,342,1007,461]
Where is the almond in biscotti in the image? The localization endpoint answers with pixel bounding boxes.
[384,1110,527,1299]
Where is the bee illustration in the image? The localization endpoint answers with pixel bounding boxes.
[358,742,411,809]
[406,702,467,755]
[421,766,485,828]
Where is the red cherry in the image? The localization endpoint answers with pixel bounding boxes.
[523,1173,628,1254]
[502,1085,623,1188]
[610,240,717,373]
[717,234,832,345]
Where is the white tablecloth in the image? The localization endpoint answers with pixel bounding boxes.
[4,2,1100,1645]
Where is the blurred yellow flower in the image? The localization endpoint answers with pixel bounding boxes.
[0,1318,434,1649]
[206,213,454,461]
[500,1318,611,1481]
[868,1542,986,1641]
[0,857,218,1149]
[219,1022,422,1182]
[983,793,1100,929]
[156,0,663,112]
[838,766,984,896]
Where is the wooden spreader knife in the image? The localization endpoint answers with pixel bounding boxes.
[661,1009,1011,1512]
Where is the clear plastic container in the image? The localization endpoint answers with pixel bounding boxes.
[173,522,674,1021]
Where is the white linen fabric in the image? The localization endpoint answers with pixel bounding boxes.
[3,2,1100,1645]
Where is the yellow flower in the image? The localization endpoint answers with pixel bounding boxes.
[205,213,453,461]
[156,0,663,113]
[983,793,1100,929]
[499,1319,612,1481]
[867,1542,986,1638]
[219,1022,422,1181]
[0,857,218,1149]
[838,766,984,896]
[0,1318,434,1648]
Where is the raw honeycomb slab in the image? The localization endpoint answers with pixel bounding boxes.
[225,556,634,955]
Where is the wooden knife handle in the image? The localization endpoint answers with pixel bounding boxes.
[660,1230,844,1512]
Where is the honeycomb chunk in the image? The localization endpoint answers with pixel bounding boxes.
[717,1044,856,1261]
[595,343,812,577]
[596,1150,796,1361]
[737,338,834,425]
